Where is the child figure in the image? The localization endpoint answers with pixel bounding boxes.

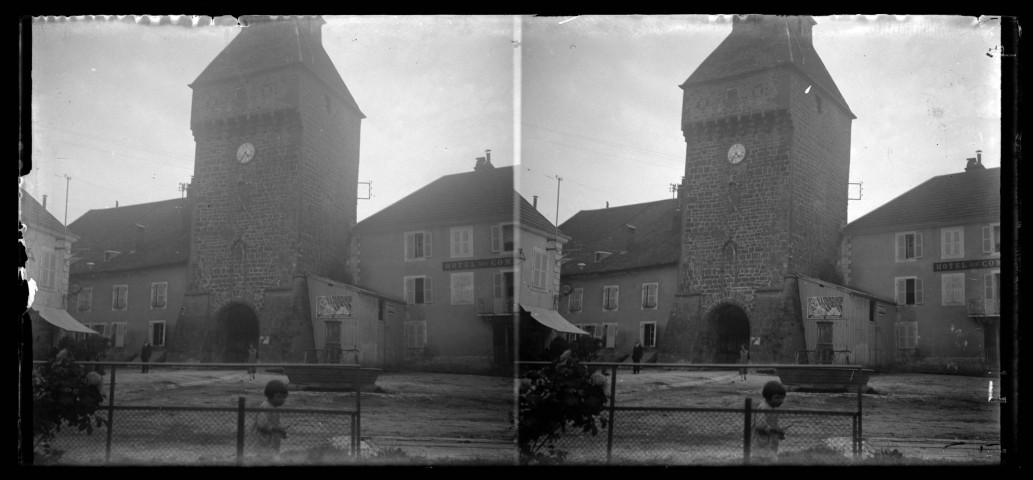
[247,343,259,380]
[738,344,750,381]
[751,380,787,463]
[248,379,290,462]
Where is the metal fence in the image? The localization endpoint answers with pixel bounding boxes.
[518,362,865,465]
[32,362,363,465]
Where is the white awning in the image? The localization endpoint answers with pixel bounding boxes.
[519,303,588,335]
[33,306,98,334]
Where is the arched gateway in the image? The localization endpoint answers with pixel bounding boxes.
[213,302,260,363]
[706,303,750,364]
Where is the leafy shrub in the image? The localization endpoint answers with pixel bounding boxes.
[32,355,108,464]
[514,355,609,465]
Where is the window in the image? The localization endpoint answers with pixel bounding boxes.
[594,251,611,263]
[579,324,598,338]
[491,223,515,253]
[38,249,56,288]
[404,231,432,261]
[88,323,107,337]
[602,285,619,311]
[77,287,93,312]
[602,323,618,348]
[150,282,168,309]
[640,322,657,348]
[983,223,1001,255]
[112,285,128,310]
[895,232,923,261]
[895,322,917,349]
[450,272,474,305]
[405,321,427,348]
[894,277,924,305]
[941,227,964,259]
[984,270,1000,315]
[568,288,583,312]
[941,273,966,306]
[150,321,166,347]
[531,248,547,289]
[111,322,127,348]
[404,275,434,305]
[641,283,658,309]
[493,271,514,313]
[450,226,473,258]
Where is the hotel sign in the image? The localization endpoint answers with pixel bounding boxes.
[933,258,1001,272]
[442,257,514,271]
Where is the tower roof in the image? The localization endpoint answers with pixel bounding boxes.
[683,15,854,119]
[191,15,364,118]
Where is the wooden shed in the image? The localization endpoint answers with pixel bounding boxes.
[304,273,405,368]
[796,274,897,370]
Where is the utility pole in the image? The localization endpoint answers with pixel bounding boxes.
[62,174,71,226]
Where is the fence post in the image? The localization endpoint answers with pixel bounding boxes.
[743,397,752,465]
[355,383,362,456]
[236,396,246,465]
[606,364,617,464]
[856,379,863,458]
[105,364,116,464]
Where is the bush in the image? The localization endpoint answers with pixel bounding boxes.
[32,355,107,464]
[514,355,609,465]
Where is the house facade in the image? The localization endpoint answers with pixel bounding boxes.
[350,158,578,373]
[21,188,93,359]
[559,199,681,362]
[67,198,191,361]
[841,157,1001,373]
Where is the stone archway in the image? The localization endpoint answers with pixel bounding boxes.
[213,301,260,363]
[706,303,751,364]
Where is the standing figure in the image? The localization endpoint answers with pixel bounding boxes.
[751,380,787,463]
[739,344,750,381]
[632,341,644,374]
[248,379,290,462]
[248,343,259,380]
[140,340,153,373]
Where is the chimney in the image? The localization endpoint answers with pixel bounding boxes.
[42,195,47,209]
[625,224,636,251]
[474,149,495,171]
[965,149,986,172]
[485,149,492,167]
[533,195,538,209]
[135,224,146,252]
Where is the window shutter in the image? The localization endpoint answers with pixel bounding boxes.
[424,276,433,304]
[607,324,617,348]
[895,278,905,305]
[424,231,432,258]
[896,234,905,261]
[404,277,415,304]
[639,323,645,345]
[491,225,501,252]
[493,272,504,300]
[895,323,903,349]
[112,287,118,309]
[405,233,414,260]
[915,232,923,258]
[984,273,994,300]
[982,226,993,253]
[915,277,924,305]
[418,322,426,347]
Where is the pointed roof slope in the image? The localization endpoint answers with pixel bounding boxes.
[844,167,1000,234]
[355,165,561,237]
[19,188,76,240]
[683,15,853,118]
[560,198,681,275]
[191,15,363,117]
[68,197,192,275]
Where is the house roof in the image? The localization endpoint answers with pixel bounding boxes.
[68,197,192,275]
[844,166,1000,235]
[191,15,363,118]
[354,165,562,237]
[559,198,682,276]
[683,15,853,118]
[19,188,76,240]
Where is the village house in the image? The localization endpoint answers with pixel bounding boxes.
[558,199,681,363]
[21,188,94,358]
[350,155,581,373]
[840,154,1001,374]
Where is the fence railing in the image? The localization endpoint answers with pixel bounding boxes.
[517,361,865,465]
[32,361,364,465]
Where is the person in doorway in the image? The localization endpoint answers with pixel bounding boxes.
[247,343,259,380]
[739,344,750,381]
[632,341,644,374]
[140,340,153,373]
[751,380,787,463]
[248,379,290,462]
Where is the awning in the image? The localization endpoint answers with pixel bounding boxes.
[33,306,98,334]
[519,303,588,335]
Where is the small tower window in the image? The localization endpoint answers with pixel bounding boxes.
[816,94,823,113]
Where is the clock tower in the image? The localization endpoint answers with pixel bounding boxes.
[173,16,364,362]
[665,15,855,363]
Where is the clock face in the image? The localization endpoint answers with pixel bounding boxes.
[727,143,746,164]
[236,142,255,164]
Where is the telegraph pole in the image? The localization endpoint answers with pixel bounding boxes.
[62,174,71,226]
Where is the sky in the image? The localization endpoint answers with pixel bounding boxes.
[25,15,1001,231]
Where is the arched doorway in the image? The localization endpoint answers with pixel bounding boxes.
[707,304,751,364]
[214,302,260,363]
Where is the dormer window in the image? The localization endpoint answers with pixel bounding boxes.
[104,250,122,262]
[594,251,612,262]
